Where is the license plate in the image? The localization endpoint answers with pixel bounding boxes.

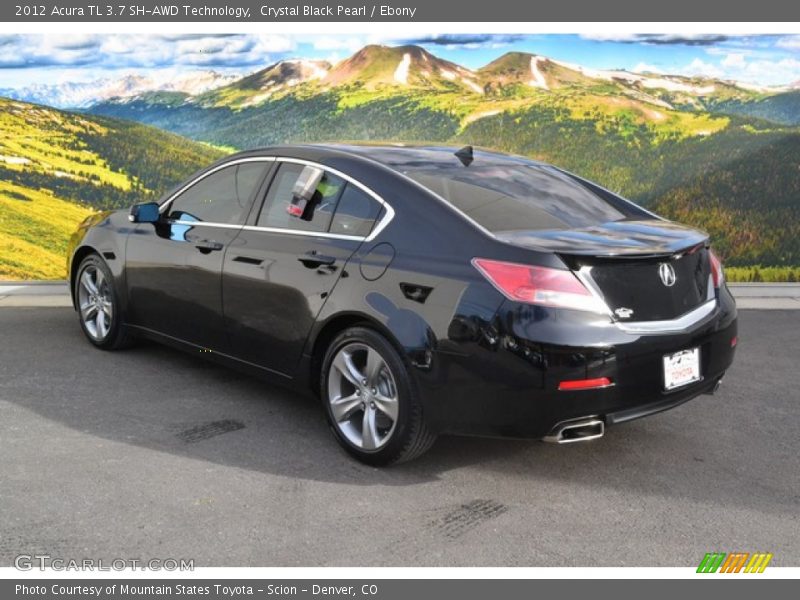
[663,347,701,390]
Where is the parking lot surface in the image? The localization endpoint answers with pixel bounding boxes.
[0,308,797,566]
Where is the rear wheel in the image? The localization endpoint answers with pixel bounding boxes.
[321,327,436,465]
[74,254,133,350]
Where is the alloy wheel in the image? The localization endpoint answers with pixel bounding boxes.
[327,342,399,451]
[77,265,113,341]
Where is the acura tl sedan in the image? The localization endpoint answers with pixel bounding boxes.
[67,144,738,464]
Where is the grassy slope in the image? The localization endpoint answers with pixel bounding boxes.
[0,97,223,280]
[0,181,92,279]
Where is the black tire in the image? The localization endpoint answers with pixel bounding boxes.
[74,254,134,350]
[320,326,436,466]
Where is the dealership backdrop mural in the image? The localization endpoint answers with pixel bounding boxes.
[1,33,800,280]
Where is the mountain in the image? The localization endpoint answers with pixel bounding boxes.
[0,97,224,279]
[194,46,484,109]
[477,53,598,92]
[0,70,241,109]
[198,59,331,108]
[321,44,482,92]
[76,45,800,268]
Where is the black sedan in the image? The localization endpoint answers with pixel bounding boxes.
[67,144,738,464]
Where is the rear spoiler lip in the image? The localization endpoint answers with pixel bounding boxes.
[493,221,710,260]
[558,241,708,261]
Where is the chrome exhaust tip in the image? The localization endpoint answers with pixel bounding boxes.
[705,377,723,395]
[543,417,605,444]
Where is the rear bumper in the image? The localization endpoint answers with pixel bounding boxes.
[420,287,738,439]
[605,372,722,425]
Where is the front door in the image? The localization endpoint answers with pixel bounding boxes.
[125,159,271,351]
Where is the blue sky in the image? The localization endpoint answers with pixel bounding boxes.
[1,33,800,88]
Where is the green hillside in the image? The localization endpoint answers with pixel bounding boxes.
[0,97,224,279]
[88,47,800,269]
[710,90,800,126]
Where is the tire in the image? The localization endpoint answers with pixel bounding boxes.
[74,253,134,350]
[320,326,436,465]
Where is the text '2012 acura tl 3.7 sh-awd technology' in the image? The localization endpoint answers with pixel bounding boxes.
[67,144,737,464]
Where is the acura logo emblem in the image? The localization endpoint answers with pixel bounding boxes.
[658,262,677,287]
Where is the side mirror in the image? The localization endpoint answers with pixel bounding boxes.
[129,202,161,224]
[287,166,324,221]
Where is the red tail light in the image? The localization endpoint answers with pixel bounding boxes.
[558,377,613,391]
[709,250,724,288]
[472,258,606,313]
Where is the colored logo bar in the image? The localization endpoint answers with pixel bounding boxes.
[697,552,773,573]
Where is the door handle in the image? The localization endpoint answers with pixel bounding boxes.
[232,255,264,266]
[297,252,336,268]
[195,240,224,253]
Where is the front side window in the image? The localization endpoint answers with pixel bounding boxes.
[257,163,345,233]
[167,162,266,225]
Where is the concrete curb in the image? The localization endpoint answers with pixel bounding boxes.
[1,281,799,309]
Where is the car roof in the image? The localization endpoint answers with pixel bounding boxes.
[224,143,548,172]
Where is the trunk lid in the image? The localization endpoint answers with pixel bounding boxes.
[496,220,714,322]
[494,219,709,257]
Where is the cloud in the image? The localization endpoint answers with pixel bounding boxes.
[0,34,295,70]
[684,58,725,78]
[776,35,800,50]
[721,53,746,68]
[312,37,365,52]
[581,34,728,46]
[682,54,800,86]
[402,34,526,48]
[47,35,102,51]
[632,62,663,74]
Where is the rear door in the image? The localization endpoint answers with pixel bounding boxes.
[222,160,385,375]
[125,159,271,350]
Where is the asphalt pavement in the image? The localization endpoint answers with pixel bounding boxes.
[0,308,797,567]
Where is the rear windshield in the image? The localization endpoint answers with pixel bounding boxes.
[395,159,644,232]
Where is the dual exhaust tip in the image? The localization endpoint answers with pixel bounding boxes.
[543,417,605,444]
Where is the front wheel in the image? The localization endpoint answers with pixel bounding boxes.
[321,327,436,465]
[74,254,133,350]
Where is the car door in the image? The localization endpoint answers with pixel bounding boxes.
[222,159,385,375]
[125,159,272,351]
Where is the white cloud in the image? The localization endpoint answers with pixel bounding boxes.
[776,35,800,50]
[632,62,663,74]
[684,58,724,79]
[579,34,639,43]
[682,54,800,86]
[721,53,746,68]
[579,33,727,45]
[0,34,296,70]
[313,37,364,52]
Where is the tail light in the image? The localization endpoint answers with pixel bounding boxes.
[472,258,606,313]
[709,250,724,288]
[558,377,613,391]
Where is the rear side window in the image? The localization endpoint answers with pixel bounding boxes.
[329,184,382,237]
[257,163,345,233]
[401,163,642,233]
[167,162,265,225]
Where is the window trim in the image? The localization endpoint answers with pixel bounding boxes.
[159,156,394,243]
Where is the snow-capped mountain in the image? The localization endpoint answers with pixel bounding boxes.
[0,70,243,109]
